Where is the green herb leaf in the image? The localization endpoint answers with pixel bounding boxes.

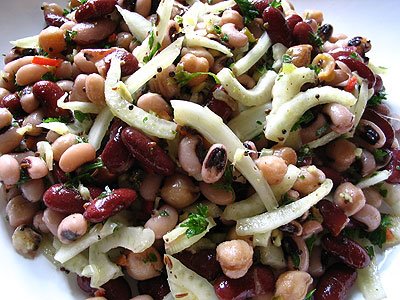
[309,64,322,75]
[305,235,317,254]
[291,110,314,132]
[379,187,388,198]
[373,149,388,161]
[65,30,77,44]
[43,116,67,123]
[309,32,324,48]
[41,72,58,82]
[98,186,113,199]
[304,289,316,300]
[143,252,158,263]
[74,110,90,123]
[349,52,361,60]
[269,0,282,8]
[174,66,220,87]
[234,0,259,24]
[282,54,292,63]
[63,8,71,16]
[357,214,393,248]
[214,25,222,34]
[78,0,88,4]
[367,91,387,107]
[143,30,161,63]
[79,158,104,174]
[365,245,375,259]
[180,204,209,238]
[16,169,31,186]
[221,33,229,42]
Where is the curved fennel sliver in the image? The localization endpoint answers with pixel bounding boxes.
[116,6,151,42]
[217,68,277,106]
[232,32,272,76]
[88,107,114,151]
[357,254,386,300]
[185,33,233,57]
[171,100,278,211]
[222,193,266,221]
[165,255,219,300]
[264,86,357,143]
[236,179,333,235]
[105,57,177,140]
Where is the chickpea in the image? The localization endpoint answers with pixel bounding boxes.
[161,174,200,209]
[363,187,383,208]
[311,53,336,82]
[292,165,326,195]
[0,154,20,185]
[58,143,96,173]
[20,156,49,179]
[179,53,210,87]
[148,65,179,99]
[42,2,64,16]
[322,103,355,134]
[216,239,253,279]
[57,213,88,244]
[144,205,178,239]
[181,47,214,68]
[125,247,163,280]
[220,10,244,30]
[256,155,288,185]
[137,93,172,120]
[221,23,248,49]
[275,271,313,300]
[326,139,356,172]
[38,26,67,54]
[51,133,78,161]
[271,146,297,165]
[286,44,313,68]
[334,182,366,216]
[12,225,42,259]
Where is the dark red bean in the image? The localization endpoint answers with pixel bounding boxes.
[374,75,383,93]
[262,7,292,47]
[336,56,376,88]
[173,249,222,281]
[53,164,69,183]
[318,167,345,188]
[43,183,86,214]
[32,80,71,118]
[321,234,370,269]
[314,263,357,300]
[1,93,22,115]
[292,21,314,45]
[83,188,137,222]
[75,0,117,23]
[104,49,139,77]
[362,108,394,149]
[44,13,69,27]
[92,166,119,185]
[122,127,175,176]
[214,265,275,300]
[87,186,103,199]
[252,0,282,14]
[77,276,96,295]
[138,275,171,300]
[101,277,132,300]
[317,199,349,236]
[206,98,233,123]
[286,14,303,33]
[101,122,133,174]
[387,149,400,183]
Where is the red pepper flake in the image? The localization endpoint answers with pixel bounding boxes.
[345,75,358,92]
[32,56,62,67]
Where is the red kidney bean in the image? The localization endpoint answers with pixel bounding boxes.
[72,18,117,46]
[83,188,137,222]
[262,7,292,47]
[214,265,275,300]
[44,13,69,27]
[292,21,314,45]
[104,49,139,77]
[101,277,132,300]
[314,263,357,300]
[317,199,349,236]
[43,183,86,214]
[77,276,96,295]
[75,0,117,23]
[122,127,175,176]
[286,14,303,33]
[252,0,283,14]
[1,93,22,115]
[318,167,345,188]
[206,98,233,123]
[362,108,394,149]
[374,75,383,93]
[87,186,103,199]
[137,275,171,300]
[173,249,222,281]
[53,164,69,183]
[92,166,118,185]
[101,122,133,174]
[387,149,400,183]
[321,234,370,269]
[336,56,376,88]
[32,81,71,118]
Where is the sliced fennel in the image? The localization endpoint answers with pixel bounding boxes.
[357,258,386,300]
[105,56,177,140]
[305,131,341,149]
[380,183,400,216]
[217,68,276,106]
[259,242,286,269]
[236,179,333,235]
[205,0,236,13]
[88,107,114,151]
[36,141,53,171]
[270,164,301,201]
[232,32,272,76]
[164,255,218,300]
[37,122,70,135]
[347,81,370,137]
[97,226,155,253]
[185,33,232,57]
[57,94,102,114]
[265,86,357,143]
[228,103,271,141]
[356,170,390,190]
[253,231,271,247]
[163,217,216,255]
[172,100,278,211]
[271,43,288,71]
[181,1,205,33]
[116,6,151,42]
[10,35,39,49]
[222,193,266,221]
[54,219,118,264]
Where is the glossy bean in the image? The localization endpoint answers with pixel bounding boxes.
[72,19,117,46]
[352,204,381,232]
[144,204,178,239]
[38,26,67,54]
[221,23,248,49]
[161,174,199,209]
[43,184,87,214]
[101,277,132,300]
[42,208,66,236]
[70,74,90,102]
[58,143,96,173]
[292,21,313,45]
[56,80,74,93]
[102,49,139,77]
[0,154,20,185]
[20,179,45,202]
[316,199,349,236]
[44,13,69,27]
[20,156,48,179]
[136,93,171,120]
[20,87,40,113]
[178,135,204,180]
[54,61,73,80]
[333,182,366,216]
[326,139,356,172]
[74,51,98,74]
[363,187,382,208]
[75,0,117,22]
[286,44,313,67]
[1,93,22,114]
[262,6,291,47]
[137,275,170,300]
[337,56,375,88]
[139,173,163,201]
[322,103,354,134]
[22,110,44,136]
[6,195,39,228]
[51,133,78,161]
[135,0,152,17]
[220,10,244,30]
[33,211,50,233]
[301,220,323,239]
[57,213,88,244]
[0,127,23,154]
[15,64,49,86]
[308,246,324,278]
[256,155,288,185]
[179,53,209,87]
[85,73,106,106]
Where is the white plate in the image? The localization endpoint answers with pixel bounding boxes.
[0,1,399,299]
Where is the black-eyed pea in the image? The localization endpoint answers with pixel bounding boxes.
[6,195,39,228]
[311,53,336,82]
[15,64,49,86]
[221,23,248,49]
[38,26,67,54]
[20,156,48,179]
[352,204,381,232]
[292,165,326,195]
[144,204,178,239]
[201,144,228,184]
[0,154,20,185]
[57,213,88,244]
[139,173,164,201]
[73,51,98,74]
[12,225,42,259]
[70,74,90,102]
[0,108,13,130]
[136,92,171,120]
[333,182,366,216]
[51,133,79,161]
[256,155,288,185]
[286,44,313,67]
[20,179,45,203]
[85,73,106,106]
[275,271,313,300]
[322,103,355,134]
[220,9,244,30]
[33,211,50,233]
[58,143,96,173]
[180,53,210,87]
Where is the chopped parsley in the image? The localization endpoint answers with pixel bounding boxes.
[316,123,329,137]
[74,110,91,123]
[41,72,58,82]
[65,30,77,44]
[143,116,148,123]
[367,91,387,107]
[143,252,158,263]
[43,116,68,123]
[78,0,88,4]
[159,210,170,217]
[349,52,361,60]
[291,110,314,132]
[365,245,375,259]
[143,30,161,63]
[97,186,113,199]
[16,169,31,186]
[214,25,222,34]
[234,0,259,24]
[309,64,322,75]
[269,0,282,8]
[63,8,70,16]
[309,32,324,48]
[304,289,316,300]
[221,33,229,42]
[79,158,104,174]
[282,54,292,63]
[373,149,388,161]
[305,234,317,254]
[174,65,220,87]
[76,136,89,143]
[379,187,388,198]
[212,164,234,192]
[180,204,209,238]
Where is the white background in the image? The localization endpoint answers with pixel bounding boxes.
[0,0,399,299]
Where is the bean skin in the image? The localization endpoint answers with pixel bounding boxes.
[0,127,24,157]
[317,199,349,236]
[75,0,117,23]
[262,7,291,47]
[43,184,87,214]
[292,21,314,45]
[137,275,170,300]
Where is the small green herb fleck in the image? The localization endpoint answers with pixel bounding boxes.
[76,136,89,143]
[143,116,148,123]
[349,52,361,60]
[367,91,387,107]
[143,252,158,263]
[98,186,113,199]
[234,0,259,24]
[143,30,161,63]
[396,165,400,171]
[43,116,68,123]
[79,158,104,174]
[221,33,229,42]
[41,72,58,82]
[256,120,263,125]
[282,53,292,63]
[214,25,222,34]
[291,110,314,132]
[74,111,90,123]
[309,32,324,48]
[174,65,220,87]
[304,289,316,300]
[309,64,322,75]
[63,8,71,16]
[365,245,375,259]
[17,169,31,186]
[305,235,317,254]
[373,149,388,161]
[379,187,388,198]
[180,204,209,238]
[269,0,282,8]
[316,123,329,137]
[65,30,77,44]
[78,0,88,4]
[174,15,183,25]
